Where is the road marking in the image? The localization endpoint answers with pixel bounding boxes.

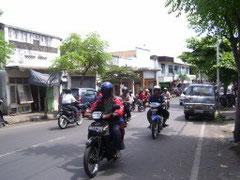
[190,121,206,180]
[0,136,65,159]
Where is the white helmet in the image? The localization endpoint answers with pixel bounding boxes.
[145,89,149,92]
[154,85,161,90]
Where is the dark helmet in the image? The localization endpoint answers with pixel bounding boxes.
[122,87,129,93]
[63,88,71,94]
[100,82,113,98]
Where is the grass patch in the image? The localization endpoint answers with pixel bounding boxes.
[214,113,227,123]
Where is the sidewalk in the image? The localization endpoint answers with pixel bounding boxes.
[3,112,57,125]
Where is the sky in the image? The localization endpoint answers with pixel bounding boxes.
[0,0,196,61]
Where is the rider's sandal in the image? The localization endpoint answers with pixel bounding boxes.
[162,124,169,128]
[114,152,122,158]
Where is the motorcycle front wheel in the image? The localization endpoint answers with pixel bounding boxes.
[76,116,83,126]
[58,115,68,129]
[151,121,158,139]
[83,147,99,178]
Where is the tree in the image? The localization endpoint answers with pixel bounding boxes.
[179,36,237,89]
[166,0,240,142]
[101,66,140,94]
[51,32,111,86]
[178,73,190,84]
[0,10,14,68]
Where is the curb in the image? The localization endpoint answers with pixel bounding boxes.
[3,112,58,125]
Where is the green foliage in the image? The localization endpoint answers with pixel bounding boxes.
[178,36,237,85]
[101,66,140,85]
[51,32,111,76]
[165,0,240,38]
[0,11,14,68]
[214,113,226,123]
[178,73,189,82]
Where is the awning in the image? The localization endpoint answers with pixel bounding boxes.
[28,69,61,87]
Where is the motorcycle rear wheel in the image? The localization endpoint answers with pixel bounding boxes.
[83,147,99,178]
[58,115,68,129]
[151,121,158,139]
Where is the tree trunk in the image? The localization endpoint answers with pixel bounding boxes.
[234,72,240,142]
[228,28,240,141]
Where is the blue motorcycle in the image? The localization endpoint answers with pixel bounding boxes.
[149,102,163,139]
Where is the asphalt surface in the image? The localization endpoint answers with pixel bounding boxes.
[0,98,240,180]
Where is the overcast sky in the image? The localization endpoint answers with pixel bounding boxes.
[1,0,196,60]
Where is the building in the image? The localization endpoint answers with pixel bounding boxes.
[110,47,161,94]
[110,47,195,94]
[150,55,196,87]
[0,23,62,114]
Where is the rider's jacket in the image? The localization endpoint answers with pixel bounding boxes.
[88,96,124,120]
[139,93,147,101]
[120,93,131,103]
[149,95,164,104]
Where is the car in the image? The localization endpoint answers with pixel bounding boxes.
[179,87,188,105]
[184,84,216,120]
[71,88,97,105]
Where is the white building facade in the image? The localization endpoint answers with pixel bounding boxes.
[0,23,62,114]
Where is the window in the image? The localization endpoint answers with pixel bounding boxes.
[168,65,173,74]
[17,84,33,104]
[161,64,165,75]
[181,66,186,74]
[186,86,215,96]
[174,66,179,74]
[10,86,17,104]
[186,67,189,74]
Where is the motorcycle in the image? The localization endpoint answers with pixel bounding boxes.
[57,102,83,129]
[130,99,136,112]
[123,101,131,123]
[137,99,145,112]
[163,97,170,110]
[149,102,163,139]
[78,102,91,117]
[0,99,9,127]
[83,106,122,178]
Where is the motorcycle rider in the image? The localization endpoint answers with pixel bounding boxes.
[163,87,171,108]
[120,87,132,121]
[139,90,147,108]
[147,85,170,128]
[87,82,125,158]
[129,90,136,111]
[61,88,80,119]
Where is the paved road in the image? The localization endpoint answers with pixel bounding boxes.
[0,98,239,180]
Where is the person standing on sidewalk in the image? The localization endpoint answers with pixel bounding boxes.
[0,99,9,126]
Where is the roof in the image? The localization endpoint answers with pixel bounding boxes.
[0,23,62,40]
[110,50,136,58]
